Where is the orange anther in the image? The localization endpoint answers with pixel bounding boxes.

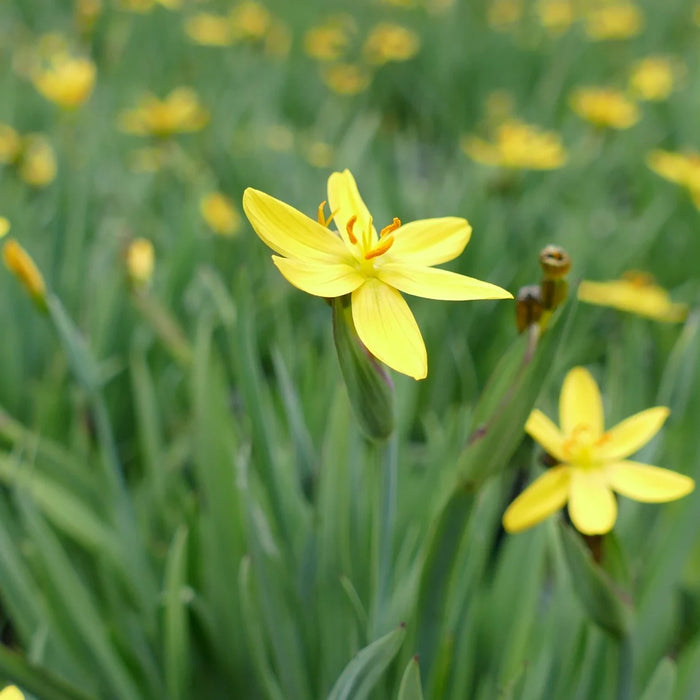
[380,217,401,238]
[364,235,394,260]
[317,200,328,225]
[346,215,358,244]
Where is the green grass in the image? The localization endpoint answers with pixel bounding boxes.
[0,0,699,698]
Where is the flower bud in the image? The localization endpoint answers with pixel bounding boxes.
[2,239,47,310]
[515,284,543,333]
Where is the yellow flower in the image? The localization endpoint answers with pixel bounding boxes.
[117,0,180,12]
[304,22,351,62]
[19,134,57,188]
[488,0,523,29]
[32,53,96,109]
[0,123,22,164]
[363,23,421,66]
[75,0,102,34]
[647,149,700,208]
[230,1,271,41]
[322,63,372,95]
[118,88,209,137]
[242,169,512,379]
[536,0,575,34]
[184,13,234,46]
[0,686,25,700]
[461,118,567,170]
[200,192,241,236]
[629,57,679,102]
[126,238,155,285]
[2,239,47,304]
[0,218,10,238]
[584,3,643,41]
[304,141,334,169]
[504,367,694,535]
[578,273,688,322]
[570,87,640,129]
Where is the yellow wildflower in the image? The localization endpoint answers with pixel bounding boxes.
[304,20,351,62]
[629,57,679,102]
[19,134,57,188]
[322,63,372,96]
[584,3,643,41]
[0,218,10,238]
[230,2,271,41]
[462,118,567,170]
[0,686,25,700]
[504,367,694,535]
[363,23,421,66]
[578,273,688,322]
[304,141,334,169]
[536,0,575,34]
[185,13,234,46]
[647,149,700,208]
[242,169,512,379]
[0,124,22,164]
[32,53,96,109]
[200,192,241,236]
[117,0,180,12]
[488,0,523,29]
[126,238,155,285]
[118,88,209,138]
[570,87,640,129]
[2,239,47,305]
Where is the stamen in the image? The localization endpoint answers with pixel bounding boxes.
[380,217,401,238]
[317,200,327,225]
[364,235,394,260]
[346,215,358,244]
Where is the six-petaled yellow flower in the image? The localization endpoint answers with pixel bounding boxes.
[504,367,694,535]
[243,169,512,379]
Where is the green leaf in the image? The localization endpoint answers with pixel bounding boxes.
[327,624,406,700]
[639,657,675,700]
[397,656,424,700]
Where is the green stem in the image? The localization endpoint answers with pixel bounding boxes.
[616,635,634,700]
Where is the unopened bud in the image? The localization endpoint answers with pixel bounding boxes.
[515,284,543,333]
[126,238,155,287]
[539,245,571,280]
[2,239,47,310]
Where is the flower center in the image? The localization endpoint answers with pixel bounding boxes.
[562,423,610,467]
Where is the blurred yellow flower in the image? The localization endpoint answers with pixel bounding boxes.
[200,192,241,236]
[536,0,575,34]
[629,57,680,102]
[0,124,22,164]
[32,53,96,109]
[2,239,47,305]
[504,367,694,535]
[230,1,271,40]
[304,21,351,62]
[118,88,209,137]
[462,119,567,170]
[578,273,688,322]
[185,13,234,46]
[19,134,58,188]
[647,149,700,208]
[243,169,512,379]
[584,2,643,41]
[117,0,180,12]
[0,686,25,700]
[0,218,10,238]
[75,0,102,34]
[488,0,523,29]
[322,63,372,95]
[363,23,421,65]
[304,141,334,169]
[127,238,155,285]
[570,87,640,129]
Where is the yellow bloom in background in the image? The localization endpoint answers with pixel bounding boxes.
[584,2,643,41]
[488,0,523,29]
[19,134,58,188]
[647,149,700,208]
[116,0,180,12]
[578,272,688,322]
[304,19,352,62]
[0,218,10,238]
[126,238,155,285]
[0,686,25,700]
[569,87,640,129]
[185,13,234,46]
[461,119,567,170]
[629,57,680,102]
[230,1,271,41]
[200,192,241,236]
[2,239,47,305]
[118,88,209,138]
[242,169,512,379]
[32,53,96,109]
[322,63,372,96]
[504,367,694,535]
[75,0,102,34]
[0,124,22,164]
[363,23,421,66]
[304,141,334,169]
[536,0,575,34]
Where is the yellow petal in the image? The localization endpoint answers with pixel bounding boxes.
[595,407,669,461]
[327,169,375,243]
[559,367,604,438]
[243,188,349,263]
[386,217,472,266]
[503,466,570,533]
[605,461,694,503]
[351,279,427,380]
[568,469,617,535]
[272,256,364,297]
[525,409,567,461]
[377,263,512,301]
